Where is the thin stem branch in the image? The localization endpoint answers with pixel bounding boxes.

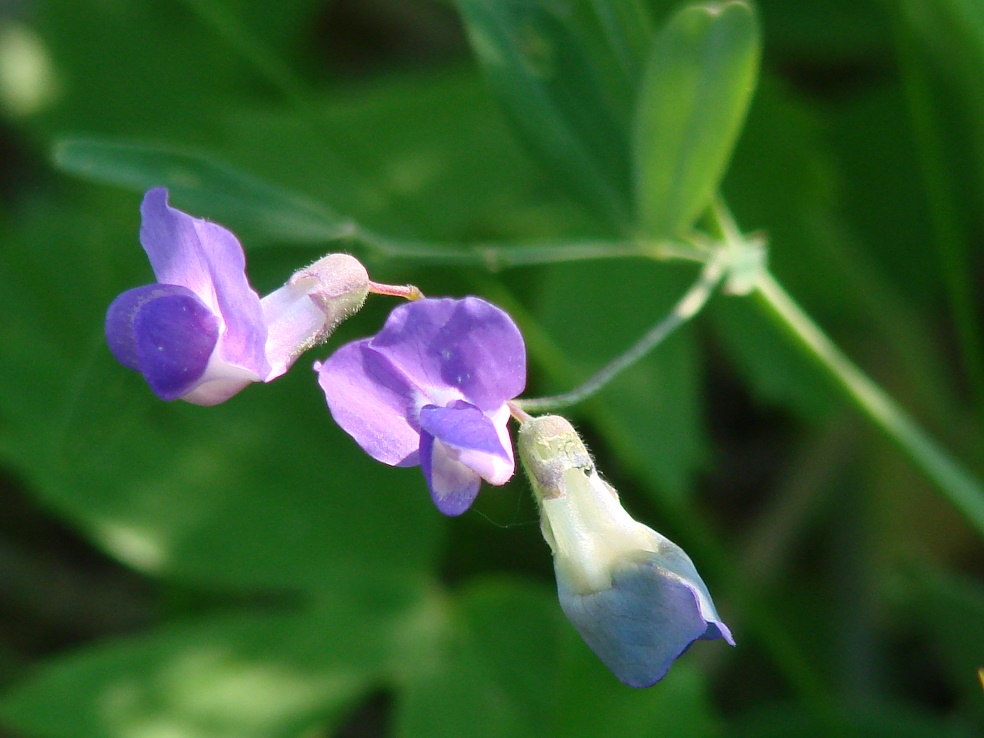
[516,249,727,412]
[368,281,424,301]
[754,271,984,537]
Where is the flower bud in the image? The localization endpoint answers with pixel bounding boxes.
[518,415,734,687]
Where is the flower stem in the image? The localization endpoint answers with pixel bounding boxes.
[507,401,533,424]
[753,271,984,537]
[515,249,728,412]
[368,281,425,301]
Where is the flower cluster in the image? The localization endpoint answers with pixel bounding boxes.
[106,189,732,687]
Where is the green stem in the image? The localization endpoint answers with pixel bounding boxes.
[754,271,984,537]
[516,248,727,411]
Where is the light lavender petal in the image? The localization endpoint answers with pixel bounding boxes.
[369,297,526,411]
[138,188,215,304]
[419,401,514,485]
[139,188,268,379]
[316,341,420,466]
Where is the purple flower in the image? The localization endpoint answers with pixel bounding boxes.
[106,189,369,405]
[315,297,526,515]
[106,188,269,405]
[518,415,734,687]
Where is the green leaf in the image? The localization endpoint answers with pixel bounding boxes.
[588,0,658,79]
[455,0,635,228]
[756,0,890,59]
[47,344,443,593]
[217,68,596,244]
[901,0,984,81]
[634,1,760,237]
[394,579,562,738]
[52,137,351,245]
[731,701,979,738]
[29,1,245,137]
[0,600,404,738]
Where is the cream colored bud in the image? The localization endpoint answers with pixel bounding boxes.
[518,414,734,687]
[518,415,657,593]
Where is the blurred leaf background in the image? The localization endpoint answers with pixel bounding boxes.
[0,0,982,736]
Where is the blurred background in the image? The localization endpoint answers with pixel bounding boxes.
[0,1,982,736]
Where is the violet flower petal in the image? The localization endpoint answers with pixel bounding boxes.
[195,220,268,374]
[316,341,420,466]
[419,401,514,485]
[369,296,526,412]
[131,289,220,401]
[651,541,735,644]
[138,189,213,300]
[316,296,525,514]
[419,431,481,516]
[139,188,268,379]
[418,401,508,457]
[459,404,515,486]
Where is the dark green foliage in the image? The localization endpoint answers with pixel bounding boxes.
[0,1,981,736]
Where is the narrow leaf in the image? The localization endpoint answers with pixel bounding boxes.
[589,0,658,79]
[455,0,634,228]
[53,137,352,245]
[634,1,760,237]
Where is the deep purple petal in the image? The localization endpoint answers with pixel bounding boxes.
[105,284,178,371]
[369,297,526,411]
[139,188,268,379]
[558,554,728,688]
[316,341,420,466]
[420,431,481,516]
[131,289,220,401]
